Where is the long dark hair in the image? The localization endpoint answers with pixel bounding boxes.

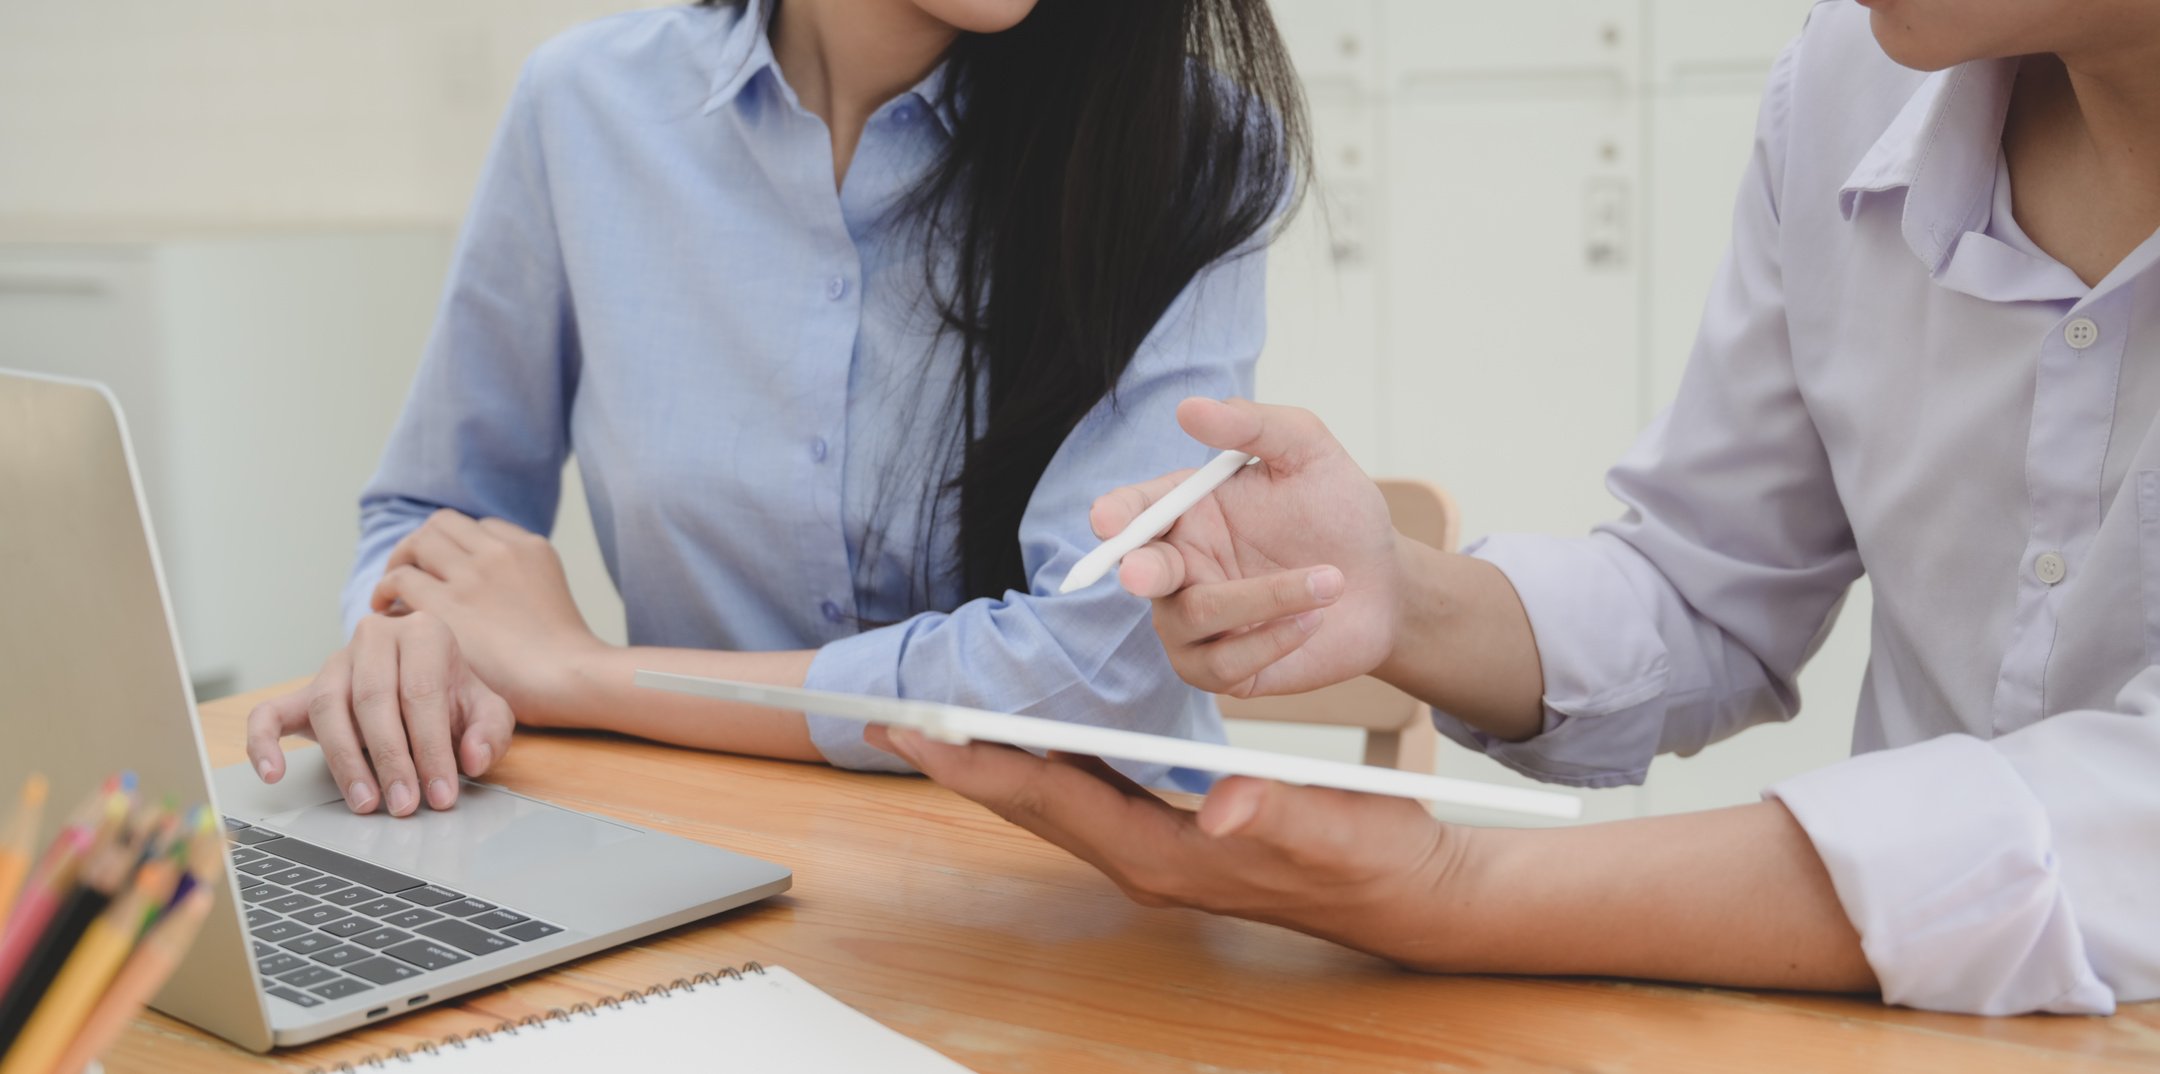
[704,0,1307,603]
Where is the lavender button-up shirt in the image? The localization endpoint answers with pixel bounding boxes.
[1444,1,2159,1014]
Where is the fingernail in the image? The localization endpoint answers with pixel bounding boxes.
[387,781,416,815]
[471,743,493,773]
[1295,609,1324,634]
[886,728,923,764]
[255,758,274,780]
[1201,788,1262,837]
[1307,566,1344,602]
[347,781,375,811]
[428,778,454,809]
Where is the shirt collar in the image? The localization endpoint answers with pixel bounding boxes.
[1838,58,2016,275]
[701,0,958,134]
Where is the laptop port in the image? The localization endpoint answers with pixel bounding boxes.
[408,994,430,1006]
[366,1007,389,1018]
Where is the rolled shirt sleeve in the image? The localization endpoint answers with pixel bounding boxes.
[802,238,1268,786]
[1769,664,2160,1014]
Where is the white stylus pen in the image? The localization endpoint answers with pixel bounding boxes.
[1057,449,1258,594]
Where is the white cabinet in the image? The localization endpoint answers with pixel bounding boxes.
[0,231,452,695]
[1381,94,1642,539]
[1259,98,1387,465]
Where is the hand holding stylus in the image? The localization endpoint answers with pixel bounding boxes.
[1080,398,1403,699]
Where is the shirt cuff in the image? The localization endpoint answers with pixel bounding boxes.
[800,622,918,773]
[1767,734,2115,1015]
[1429,532,1674,788]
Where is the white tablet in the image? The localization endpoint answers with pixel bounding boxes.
[633,671,1582,820]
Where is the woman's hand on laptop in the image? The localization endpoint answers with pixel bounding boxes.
[1094,398,1402,698]
[366,510,606,729]
[247,610,514,817]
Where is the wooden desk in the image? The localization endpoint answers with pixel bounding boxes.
[108,683,2158,1073]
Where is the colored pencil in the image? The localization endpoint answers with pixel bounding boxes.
[0,795,133,1047]
[46,887,213,1074]
[0,777,46,929]
[0,790,124,1002]
[0,861,178,1074]
[163,815,224,914]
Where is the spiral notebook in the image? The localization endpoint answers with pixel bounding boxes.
[309,964,975,1073]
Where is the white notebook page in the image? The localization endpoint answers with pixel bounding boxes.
[374,967,975,1073]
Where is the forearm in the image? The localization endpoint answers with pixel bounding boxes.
[534,644,823,762]
[1374,540,1545,741]
[1404,801,1874,992]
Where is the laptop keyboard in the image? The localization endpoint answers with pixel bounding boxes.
[225,816,564,1008]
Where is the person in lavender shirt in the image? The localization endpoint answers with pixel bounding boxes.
[243,0,1308,808]
[884,0,2160,1016]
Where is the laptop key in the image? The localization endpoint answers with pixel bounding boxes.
[401,885,463,907]
[246,909,277,928]
[323,885,379,907]
[240,883,287,905]
[279,933,339,956]
[237,875,268,890]
[251,921,307,943]
[237,856,292,877]
[277,965,339,988]
[266,985,322,1008]
[291,904,350,927]
[256,952,305,976]
[229,846,268,866]
[294,876,351,897]
[263,893,322,915]
[223,816,251,832]
[383,908,442,930]
[310,944,368,967]
[383,938,470,972]
[415,919,517,956]
[350,927,411,950]
[437,898,495,917]
[344,957,423,986]
[352,897,413,918]
[309,977,373,1000]
[229,828,283,847]
[264,866,324,887]
[252,940,274,957]
[262,838,423,894]
[320,917,376,938]
[501,920,563,942]
[467,909,529,931]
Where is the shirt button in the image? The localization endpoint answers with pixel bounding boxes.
[2063,317,2099,350]
[819,600,845,623]
[825,275,848,301]
[810,437,829,462]
[2034,551,2067,585]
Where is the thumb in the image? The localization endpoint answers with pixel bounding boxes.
[1175,397,1336,473]
[1197,776,1369,852]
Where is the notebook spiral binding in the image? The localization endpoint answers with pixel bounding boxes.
[307,962,767,1073]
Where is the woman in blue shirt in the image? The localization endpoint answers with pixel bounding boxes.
[242,0,1307,817]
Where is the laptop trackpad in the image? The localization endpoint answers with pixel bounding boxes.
[264,782,640,889]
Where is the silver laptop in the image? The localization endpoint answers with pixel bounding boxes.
[0,368,791,1050]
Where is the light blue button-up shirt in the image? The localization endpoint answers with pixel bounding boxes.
[340,3,1265,788]
[1445,2,2159,1015]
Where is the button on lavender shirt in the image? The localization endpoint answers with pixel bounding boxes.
[1445,2,2160,1014]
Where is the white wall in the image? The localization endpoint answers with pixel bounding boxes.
[0,0,1864,819]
